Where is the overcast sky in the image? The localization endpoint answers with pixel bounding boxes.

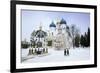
[21,10,90,42]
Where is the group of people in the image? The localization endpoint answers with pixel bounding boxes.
[64,49,69,56]
[28,48,48,55]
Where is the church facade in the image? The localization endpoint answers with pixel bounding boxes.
[48,18,72,50]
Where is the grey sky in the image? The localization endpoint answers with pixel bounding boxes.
[21,10,90,41]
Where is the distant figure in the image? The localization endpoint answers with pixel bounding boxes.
[32,49,33,54]
[64,49,66,56]
[43,48,45,53]
[64,49,69,56]
[67,49,69,56]
[35,48,37,53]
[28,48,32,55]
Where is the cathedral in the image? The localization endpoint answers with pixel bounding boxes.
[48,18,72,50]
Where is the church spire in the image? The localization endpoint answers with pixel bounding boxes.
[39,22,42,30]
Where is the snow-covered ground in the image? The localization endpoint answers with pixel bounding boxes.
[21,47,90,63]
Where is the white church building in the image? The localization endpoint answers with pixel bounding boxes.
[47,18,73,50]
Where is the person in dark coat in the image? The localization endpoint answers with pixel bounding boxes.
[67,49,69,56]
[35,48,37,54]
[28,48,32,55]
[64,49,66,56]
[32,49,33,54]
[43,48,45,53]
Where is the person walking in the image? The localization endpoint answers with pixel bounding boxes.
[64,49,66,56]
[67,49,69,56]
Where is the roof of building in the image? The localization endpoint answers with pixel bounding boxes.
[60,18,67,24]
[49,22,56,28]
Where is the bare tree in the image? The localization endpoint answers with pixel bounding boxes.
[70,24,80,48]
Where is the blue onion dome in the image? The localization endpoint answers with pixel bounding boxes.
[60,18,67,24]
[49,22,56,28]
